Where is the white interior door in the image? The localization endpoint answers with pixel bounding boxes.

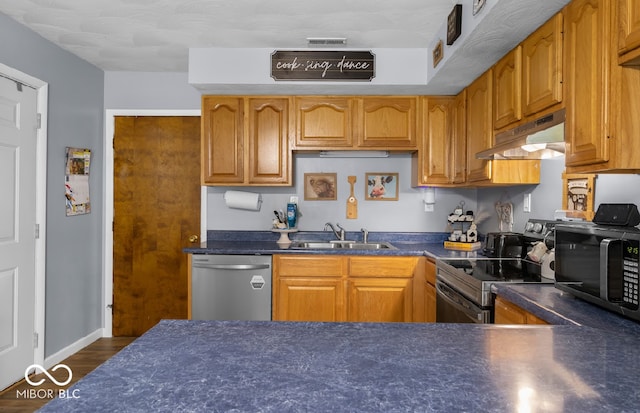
[0,75,38,390]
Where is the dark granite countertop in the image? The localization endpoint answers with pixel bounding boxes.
[492,283,640,337]
[39,319,640,413]
[184,230,483,259]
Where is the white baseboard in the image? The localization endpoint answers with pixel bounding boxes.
[44,328,105,368]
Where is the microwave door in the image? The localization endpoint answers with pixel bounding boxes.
[601,238,624,302]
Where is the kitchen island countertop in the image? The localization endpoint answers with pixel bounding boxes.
[38,319,640,413]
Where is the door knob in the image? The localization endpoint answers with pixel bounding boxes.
[189,235,199,243]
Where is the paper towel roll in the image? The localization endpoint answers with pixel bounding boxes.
[224,190,262,211]
[541,250,555,280]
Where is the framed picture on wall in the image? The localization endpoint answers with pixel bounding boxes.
[304,173,337,200]
[562,172,596,220]
[365,173,399,201]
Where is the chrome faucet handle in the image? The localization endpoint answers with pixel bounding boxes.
[336,223,345,240]
[361,228,369,243]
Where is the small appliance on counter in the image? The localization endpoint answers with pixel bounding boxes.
[554,203,640,322]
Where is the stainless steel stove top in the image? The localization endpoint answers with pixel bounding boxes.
[436,257,552,307]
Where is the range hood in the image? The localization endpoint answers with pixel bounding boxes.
[476,109,566,160]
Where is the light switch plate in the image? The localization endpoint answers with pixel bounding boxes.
[289,195,299,204]
[523,193,531,213]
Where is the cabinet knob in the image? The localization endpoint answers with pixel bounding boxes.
[188,235,199,243]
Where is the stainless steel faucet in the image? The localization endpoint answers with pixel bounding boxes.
[361,228,369,243]
[324,222,345,240]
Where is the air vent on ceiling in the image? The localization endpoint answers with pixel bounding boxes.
[307,37,347,47]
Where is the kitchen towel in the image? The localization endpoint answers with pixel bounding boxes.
[224,190,262,211]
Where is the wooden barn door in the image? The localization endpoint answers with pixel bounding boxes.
[113,116,201,336]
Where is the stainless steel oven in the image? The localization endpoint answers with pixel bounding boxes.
[436,251,553,323]
[436,278,491,323]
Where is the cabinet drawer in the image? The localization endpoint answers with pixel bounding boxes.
[348,257,417,277]
[275,255,345,277]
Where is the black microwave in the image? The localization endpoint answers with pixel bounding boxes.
[554,223,640,322]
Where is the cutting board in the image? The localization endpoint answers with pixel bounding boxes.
[347,176,358,219]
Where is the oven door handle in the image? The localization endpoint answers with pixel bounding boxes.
[436,280,485,322]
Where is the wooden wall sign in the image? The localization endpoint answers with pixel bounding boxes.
[271,50,375,81]
[447,4,463,45]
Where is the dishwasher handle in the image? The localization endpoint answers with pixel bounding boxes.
[192,263,270,271]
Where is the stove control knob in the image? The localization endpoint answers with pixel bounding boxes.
[525,222,534,232]
[533,222,543,233]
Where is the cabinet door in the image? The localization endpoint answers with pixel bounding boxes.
[493,46,522,130]
[424,259,437,323]
[424,282,436,323]
[421,97,453,185]
[494,296,527,324]
[358,97,418,149]
[275,278,345,322]
[451,90,467,184]
[247,98,291,185]
[618,0,640,64]
[522,13,564,116]
[564,0,611,167]
[273,255,346,322]
[294,97,356,148]
[466,71,493,183]
[347,278,412,322]
[201,97,244,184]
[494,297,549,325]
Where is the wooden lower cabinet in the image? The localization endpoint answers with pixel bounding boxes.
[424,259,437,323]
[348,278,412,322]
[276,278,345,322]
[494,296,549,325]
[273,255,422,322]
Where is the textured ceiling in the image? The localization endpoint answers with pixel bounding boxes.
[0,0,459,72]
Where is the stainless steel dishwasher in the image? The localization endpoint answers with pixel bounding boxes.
[191,255,272,320]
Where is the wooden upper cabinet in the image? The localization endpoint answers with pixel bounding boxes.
[522,13,564,116]
[564,0,611,168]
[201,96,291,186]
[451,90,467,185]
[618,0,640,65]
[201,97,244,185]
[294,97,356,148]
[466,70,493,183]
[493,46,522,130]
[246,98,291,185]
[412,96,454,186]
[358,97,418,149]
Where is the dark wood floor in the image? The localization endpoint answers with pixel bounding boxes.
[0,337,136,413]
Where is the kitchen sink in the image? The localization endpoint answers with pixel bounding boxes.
[290,241,396,250]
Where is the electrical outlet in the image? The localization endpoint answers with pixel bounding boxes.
[425,203,434,212]
[523,193,531,213]
[289,195,299,204]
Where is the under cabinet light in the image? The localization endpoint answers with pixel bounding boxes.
[318,150,389,158]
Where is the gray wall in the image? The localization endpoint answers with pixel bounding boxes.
[207,153,477,233]
[477,157,640,234]
[0,13,104,357]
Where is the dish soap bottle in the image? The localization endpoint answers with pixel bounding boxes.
[286,203,297,228]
